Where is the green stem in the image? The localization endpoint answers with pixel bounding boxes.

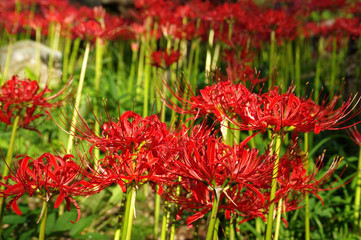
[160,201,170,240]
[35,28,42,79]
[62,34,72,83]
[354,146,361,228]
[48,23,61,83]
[330,37,337,96]
[295,38,301,96]
[66,41,91,154]
[314,37,324,101]
[128,41,138,93]
[120,186,136,240]
[2,37,14,82]
[68,38,81,75]
[114,191,126,240]
[0,115,19,238]
[268,30,276,88]
[154,193,161,240]
[274,198,283,240]
[39,201,48,240]
[206,188,221,240]
[213,218,220,240]
[205,29,215,83]
[94,38,104,162]
[304,133,310,240]
[265,134,282,240]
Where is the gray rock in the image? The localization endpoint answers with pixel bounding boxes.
[0,40,62,87]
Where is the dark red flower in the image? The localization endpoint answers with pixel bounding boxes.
[0,153,94,223]
[150,49,181,69]
[0,75,71,131]
[347,126,361,146]
[72,19,104,43]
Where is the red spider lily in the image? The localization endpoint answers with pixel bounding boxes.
[229,85,361,134]
[161,76,255,123]
[57,110,171,156]
[0,75,71,131]
[347,126,361,146]
[160,127,279,227]
[72,19,104,43]
[83,148,172,193]
[0,153,95,223]
[277,153,343,204]
[150,49,181,69]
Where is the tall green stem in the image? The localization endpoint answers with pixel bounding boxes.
[119,186,136,240]
[160,201,170,240]
[354,146,361,228]
[205,29,215,83]
[2,37,14,82]
[265,134,282,240]
[314,37,324,101]
[205,188,221,240]
[274,198,283,240]
[304,133,310,240]
[0,115,19,238]
[39,201,48,240]
[330,37,337,96]
[268,30,276,88]
[62,34,72,83]
[94,38,104,162]
[295,38,301,96]
[68,38,81,75]
[66,41,91,154]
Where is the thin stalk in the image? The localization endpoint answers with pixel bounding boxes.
[113,192,126,240]
[191,18,201,87]
[0,115,19,237]
[48,23,61,83]
[66,41,91,154]
[206,188,221,240]
[68,38,81,75]
[39,201,48,240]
[265,134,282,240]
[94,38,104,162]
[268,30,276,88]
[62,34,72,83]
[354,146,361,228]
[128,41,139,93]
[330,37,337,96]
[314,37,324,101]
[154,193,161,240]
[160,201,170,240]
[213,218,220,240]
[2,37,14,82]
[274,198,283,240]
[211,42,220,71]
[304,132,310,240]
[35,28,42,79]
[136,38,145,98]
[295,38,301,96]
[205,29,215,83]
[120,186,136,240]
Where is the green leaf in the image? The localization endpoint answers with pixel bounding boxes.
[69,216,93,236]
[53,211,77,232]
[19,229,36,240]
[3,215,27,224]
[45,212,56,235]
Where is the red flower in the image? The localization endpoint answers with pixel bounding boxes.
[0,153,94,223]
[161,127,277,227]
[150,49,181,69]
[72,19,104,43]
[0,76,71,131]
[347,126,361,146]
